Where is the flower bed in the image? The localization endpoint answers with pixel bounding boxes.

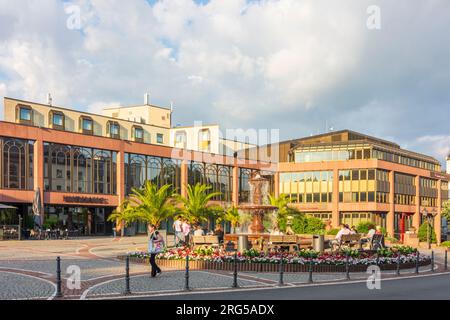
[119,246,431,273]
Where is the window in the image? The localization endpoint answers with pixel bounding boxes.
[49,110,65,129]
[107,121,120,139]
[79,116,93,135]
[199,129,211,152]
[132,126,144,142]
[16,105,32,123]
[157,133,164,144]
[175,131,187,148]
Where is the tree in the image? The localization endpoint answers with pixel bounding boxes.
[177,183,222,225]
[126,182,177,230]
[221,206,240,233]
[442,200,450,221]
[268,194,302,231]
[107,199,133,237]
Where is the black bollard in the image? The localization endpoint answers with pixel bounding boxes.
[431,251,435,272]
[345,254,350,280]
[55,256,63,298]
[278,254,284,286]
[233,251,238,288]
[307,259,313,284]
[445,250,448,271]
[124,255,131,295]
[415,251,419,274]
[376,253,380,266]
[184,255,190,291]
[396,254,401,276]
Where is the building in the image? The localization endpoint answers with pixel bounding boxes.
[0,97,273,236]
[271,130,449,243]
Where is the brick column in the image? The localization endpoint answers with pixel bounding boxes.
[413,175,421,230]
[33,137,45,225]
[232,163,239,207]
[332,168,340,228]
[116,142,125,208]
[180,160,188,198]
[387,170,395,238]
[274,171,280,197]
[435,180,442,245]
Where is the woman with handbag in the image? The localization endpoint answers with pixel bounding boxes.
[147,224,164,277]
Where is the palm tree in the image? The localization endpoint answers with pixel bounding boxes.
[107,199,133,237]
[177,183,223,225]
[268,194,301,231]
[222,206,240,233]
[126,181,177,230]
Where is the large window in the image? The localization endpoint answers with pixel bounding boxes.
[188,162,233,202]
[44,143,117,194]
[132,126,144,142]
[79,116,93,135]
[16,105,33,124]
[338,169,376,203]
[0,137,34,190]
[49,110,65,130]
[107,121,120,139]
[280,171,333,204]
[125,153,181,195]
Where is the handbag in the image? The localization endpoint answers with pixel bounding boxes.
[148,232,164,254]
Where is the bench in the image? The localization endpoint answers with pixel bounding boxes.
[333,234,362,251]
[191,235,220,250]
[267,235,299,252]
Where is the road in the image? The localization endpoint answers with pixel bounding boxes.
[140,272,450,300]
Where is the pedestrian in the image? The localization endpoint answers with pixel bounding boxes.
[194,224,205,236]
[147,224,164,277]
[173,216,184,247]
[182,219,191,246]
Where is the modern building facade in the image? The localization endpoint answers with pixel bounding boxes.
[1,97,448,243]
[271,130,449,243]
[0,97,273,236]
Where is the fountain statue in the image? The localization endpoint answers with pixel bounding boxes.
[238,172,277,234]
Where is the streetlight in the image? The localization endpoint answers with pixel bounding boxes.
[422,209,437,250]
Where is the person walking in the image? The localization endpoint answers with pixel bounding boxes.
[148,224,164,277]
[173,216,184,247]
[182,219,191,246]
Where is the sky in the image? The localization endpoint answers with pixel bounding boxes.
[0,0,449,166]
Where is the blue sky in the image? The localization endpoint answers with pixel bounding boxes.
[0,0,449,166]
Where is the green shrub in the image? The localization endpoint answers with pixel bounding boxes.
[327,228,339,236]
[441,241,450,248]
[42,216,58,229]
[392,245,416,255]
[279,214,325,235]
[418,222,437,243]
[356,221,375,234]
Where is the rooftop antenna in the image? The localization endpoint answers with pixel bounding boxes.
[47,93,52,106]
[144,93,150,105]
[170,101,174,113]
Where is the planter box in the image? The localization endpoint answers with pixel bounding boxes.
[119,256,430,273]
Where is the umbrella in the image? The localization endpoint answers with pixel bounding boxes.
[32,188,42,227]
[0,204,17,210]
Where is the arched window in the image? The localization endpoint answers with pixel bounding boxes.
[188,162,205,186]
[128,154,146,193]
[93,150,112,194]
[147,157,162,187]
[2,139,30,189]
[73,148,92,193]
[205,164,219,199]
[218,166,232,202]
[50,145,71,192]
[162,159,180,193]
[239,168,253,203]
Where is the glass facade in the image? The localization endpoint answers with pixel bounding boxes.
[293,144,441,172]
[340,212,387,229]
[44,143,117,194]
[419,177,438,207]
[394,173,416,205]
[338,169,376,203]
[280,171,333,204]
[188,162,232,202]
[0,137,34,190]
[125,153,181,195]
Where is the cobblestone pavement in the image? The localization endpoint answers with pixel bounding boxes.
[0,238,446,300]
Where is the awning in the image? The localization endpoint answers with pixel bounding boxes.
[0,204,17,210]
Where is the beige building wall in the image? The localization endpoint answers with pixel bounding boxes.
[102,104,171,129]
[3,98,170,146]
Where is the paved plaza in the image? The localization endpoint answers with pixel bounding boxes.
[0,237,447,300]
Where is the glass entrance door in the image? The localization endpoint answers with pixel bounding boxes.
[94,208,105,235]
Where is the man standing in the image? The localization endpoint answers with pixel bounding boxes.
[173,216,184,247]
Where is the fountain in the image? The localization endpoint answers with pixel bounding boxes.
[238,173,277,234]
[223,172,278,251]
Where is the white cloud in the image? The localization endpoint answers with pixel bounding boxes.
[0,0,449,163]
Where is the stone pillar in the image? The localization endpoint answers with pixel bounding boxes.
[332,168,340,228]
[33,137,45,225]
[232,163,239,207]
[435,180,442,245]
[413,175,421,231]
[387,170,395,238]
[274,172,280,197]
[180,160,188,198]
